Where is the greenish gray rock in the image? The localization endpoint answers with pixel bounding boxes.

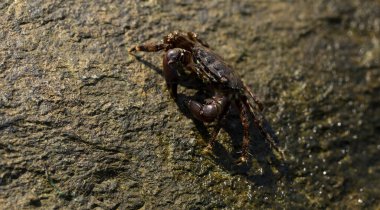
[1,0,379,209]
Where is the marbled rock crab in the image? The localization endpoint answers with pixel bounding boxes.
[129,31,281,164]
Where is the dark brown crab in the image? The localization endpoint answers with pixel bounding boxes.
[129,31,281,164]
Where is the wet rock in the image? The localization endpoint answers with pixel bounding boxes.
[0,0,379,209]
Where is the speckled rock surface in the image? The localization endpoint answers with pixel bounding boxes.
[1,0,379,209]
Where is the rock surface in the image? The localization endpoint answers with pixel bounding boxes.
[1,0,379,209]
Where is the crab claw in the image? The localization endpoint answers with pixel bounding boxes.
[167,82,178,98]
[163,52,180,99]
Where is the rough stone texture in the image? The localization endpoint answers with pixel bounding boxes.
[1,0,379,209]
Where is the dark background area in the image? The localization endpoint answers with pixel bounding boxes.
[1,0,379,209]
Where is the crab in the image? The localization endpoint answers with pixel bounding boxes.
[129,31,281,164]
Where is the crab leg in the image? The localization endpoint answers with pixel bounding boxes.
[207,99,231,150]
[236,100,250,164]
[243,83,264,111]
[128,42,167,52]
[242,98,284,159]
[187,32,210,48]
